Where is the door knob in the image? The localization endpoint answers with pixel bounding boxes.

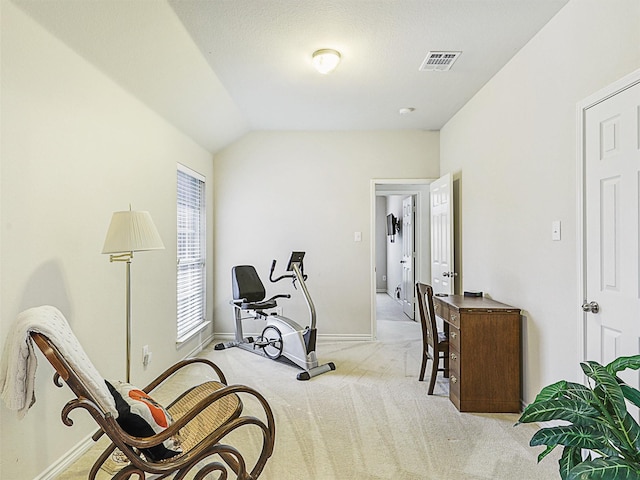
[443,272,458,277]
[582,301,600,314]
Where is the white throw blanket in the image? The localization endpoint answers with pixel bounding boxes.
[0,305,117,418]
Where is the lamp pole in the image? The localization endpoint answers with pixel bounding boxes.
[110,252,133,383]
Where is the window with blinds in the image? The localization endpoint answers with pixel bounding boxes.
[177,164,206,343]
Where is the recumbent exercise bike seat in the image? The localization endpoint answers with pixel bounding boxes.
[232,265,288,311]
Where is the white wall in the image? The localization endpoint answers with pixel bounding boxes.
[212,131,439,339]
[0,4,214,478]
[440,0,640,403]
[375,196,387,292]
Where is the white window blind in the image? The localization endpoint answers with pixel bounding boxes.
[177,164,206,342]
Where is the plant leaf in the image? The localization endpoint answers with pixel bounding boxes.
[523,380,592,406]
[567,457,640,480]
[532,380,569,403]
[530,424,610,450]
[537,444,557,463]
[559,446,582,480]
[615,413,640,461]
[565,381,596,403]
[582,361,627,421]
[581,362,640,459]
[621,384,640,410]
[606,355,640,376]
[518,399,600,425]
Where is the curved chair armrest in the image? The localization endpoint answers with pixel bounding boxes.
[266,293,291,302]
[61,397,110,427]
[142,358,228,393]
[90,409,188,452]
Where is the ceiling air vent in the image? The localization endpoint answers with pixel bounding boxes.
[419,51,461,72]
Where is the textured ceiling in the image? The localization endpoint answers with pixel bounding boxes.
[168,0,569,132]
[11,0,570,152]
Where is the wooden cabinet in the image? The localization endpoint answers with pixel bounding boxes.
[432,295,522,413]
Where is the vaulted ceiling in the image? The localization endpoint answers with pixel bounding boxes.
[12,0,569,152]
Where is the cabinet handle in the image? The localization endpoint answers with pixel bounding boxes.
[451,375,458,384]
[450,353,457,361]
[450,332,457,339]
[450,313,458,322]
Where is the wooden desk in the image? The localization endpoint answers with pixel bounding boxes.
[432,294,521,413]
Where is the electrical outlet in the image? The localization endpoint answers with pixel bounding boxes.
[142,345,151,367]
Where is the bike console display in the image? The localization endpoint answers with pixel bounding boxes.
[286,251,305,271]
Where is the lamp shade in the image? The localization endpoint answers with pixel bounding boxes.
[102,210,164,254]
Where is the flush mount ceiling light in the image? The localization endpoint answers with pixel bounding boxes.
[312,49,341,74]
[399,107,416,115]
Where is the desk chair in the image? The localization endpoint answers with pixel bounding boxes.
[416,283,450,395]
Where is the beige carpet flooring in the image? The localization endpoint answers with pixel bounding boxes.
[59,294,560,479]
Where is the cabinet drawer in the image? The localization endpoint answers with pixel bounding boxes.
[449,347,461,375]
[448,309,460,328]
[449,366,461,406]
[434,299,448,320]
[448,325,461,351]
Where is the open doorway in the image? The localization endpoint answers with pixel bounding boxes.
[376,290,419,342]
[370,180,432,340]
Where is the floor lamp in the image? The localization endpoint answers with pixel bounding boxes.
[102,208,164,383]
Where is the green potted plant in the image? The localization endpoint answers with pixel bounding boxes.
[517,355,640,479]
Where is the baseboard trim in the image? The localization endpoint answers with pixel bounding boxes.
[212,332,373,343]
[35,433,94,480]
[318,333,373,342]
[181,332,215,359]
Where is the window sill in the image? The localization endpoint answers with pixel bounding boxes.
[176,320,211,347]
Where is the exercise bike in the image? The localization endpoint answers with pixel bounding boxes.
[214,252,336,380]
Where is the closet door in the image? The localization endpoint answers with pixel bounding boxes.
[583,78,640,374]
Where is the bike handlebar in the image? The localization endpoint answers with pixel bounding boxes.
[269,259,307,283]
[269,260,291,283]
[268,256,316,330]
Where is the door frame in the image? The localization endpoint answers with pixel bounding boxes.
[577,68,640,372]
[370,179,433,339]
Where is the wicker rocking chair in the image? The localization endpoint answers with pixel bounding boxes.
[25,307,275,480]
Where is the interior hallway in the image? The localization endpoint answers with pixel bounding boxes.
[376,292,420,342]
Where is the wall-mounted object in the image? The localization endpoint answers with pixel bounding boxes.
[386,214,400,242]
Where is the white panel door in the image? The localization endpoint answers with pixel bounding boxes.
[584,81,640,371]
[430,174,454,294]
[401,196,415,319]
